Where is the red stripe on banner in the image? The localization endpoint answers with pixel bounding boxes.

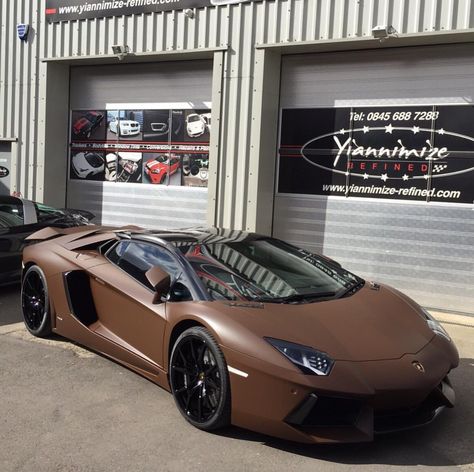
[45,8,57,14]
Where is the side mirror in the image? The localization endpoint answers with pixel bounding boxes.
[145,266,171,303]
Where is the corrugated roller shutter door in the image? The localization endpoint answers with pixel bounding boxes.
[67,60,212,229]
[275,45,474,314]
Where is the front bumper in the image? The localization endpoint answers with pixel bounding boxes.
[223,335,458,443]
[285,376,454,441]
[121,128,140,135]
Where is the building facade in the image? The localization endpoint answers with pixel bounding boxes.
[1,0,473,314]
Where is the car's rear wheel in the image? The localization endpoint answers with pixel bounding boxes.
[169,327,231,431]
[21,265,52,338]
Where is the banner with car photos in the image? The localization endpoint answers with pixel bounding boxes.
[69,108,211,187]
[278,105,474,204]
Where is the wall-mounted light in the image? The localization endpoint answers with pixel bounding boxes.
[183,9,195,19]
[372,25,398,42]
[112,44,130,61]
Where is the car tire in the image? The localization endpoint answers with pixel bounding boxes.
[160,174,167,184]
[169,326,231,431]
[21,265,52,338]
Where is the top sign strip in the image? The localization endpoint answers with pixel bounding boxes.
[45,0,246,23]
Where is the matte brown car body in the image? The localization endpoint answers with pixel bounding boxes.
[21,226,459,444]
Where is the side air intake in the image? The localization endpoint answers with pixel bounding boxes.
[63,271,98,326]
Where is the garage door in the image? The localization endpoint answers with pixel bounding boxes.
[68,60,212,229]
[274,44,474,314]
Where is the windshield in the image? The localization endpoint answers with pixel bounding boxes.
[85,153,104,168]
[188,115,200,123]
[85,112,99,122]
[178,238,362,303]
[153,155,168,164]
[34,203,65,222]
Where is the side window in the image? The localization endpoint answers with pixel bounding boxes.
[107,241,182,290]
[0,202,24,227]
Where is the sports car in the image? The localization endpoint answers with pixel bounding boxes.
[21,226,458,443]
[186,114,206,138]
[109,119,141,137]
[145,155,181,184]
[72,111,104,139]
[71,152,105,179]
[0,196,93,285]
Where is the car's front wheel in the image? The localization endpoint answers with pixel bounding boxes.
[169,326,231,431]
[21,265,52,338]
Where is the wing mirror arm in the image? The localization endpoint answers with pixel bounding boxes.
[145,266,171,304]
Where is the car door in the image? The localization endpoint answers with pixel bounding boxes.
[170,157,180,174]
[87,240,183,369]
[0,198,38,282]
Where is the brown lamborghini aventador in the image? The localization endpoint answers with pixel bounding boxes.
[21,225,458,444]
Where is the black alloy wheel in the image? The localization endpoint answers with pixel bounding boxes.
[21,265,52,337]
[170,327,231,431]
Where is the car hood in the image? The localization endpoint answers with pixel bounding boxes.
[222,284,434,362]
[147,161,166,169]
[188,121,204,129]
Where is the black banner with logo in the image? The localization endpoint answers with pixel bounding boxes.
[278,105,474,204]
[46,0,248,23]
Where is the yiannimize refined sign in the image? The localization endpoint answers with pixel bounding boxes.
[45,0,253,23]
[278,105,474,203]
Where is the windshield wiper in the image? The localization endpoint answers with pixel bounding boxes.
[254,291,336,304]
[337,280,365,299]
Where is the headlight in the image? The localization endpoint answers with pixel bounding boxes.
[265,337,334,376]
[421,308,451,341]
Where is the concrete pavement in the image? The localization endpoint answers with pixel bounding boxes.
[0,284,473,472]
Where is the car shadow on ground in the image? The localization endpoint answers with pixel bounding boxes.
[218,357,474,468]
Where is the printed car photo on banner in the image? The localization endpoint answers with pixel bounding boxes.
[105,153,118,182]
[278,105,474,204]
[142,110,171,142]
[70,151,105,181]
[143,153,182,186]
[182,153,209,187]
[71,110,106,141]
[116,152,143,183]
[109,110,143,140]
[184,110,211,141]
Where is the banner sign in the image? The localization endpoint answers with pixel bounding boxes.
[46,0,247,23]
[69,107,210,187]
[278,105,474,204]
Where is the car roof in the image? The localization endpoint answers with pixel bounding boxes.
[0,195,25,205]
[125,227,267,246]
